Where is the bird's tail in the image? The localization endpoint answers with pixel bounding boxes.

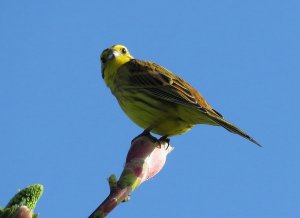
[208,114,261,147]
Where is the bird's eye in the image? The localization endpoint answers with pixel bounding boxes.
[101,57,106,64]
[121,48,127,54]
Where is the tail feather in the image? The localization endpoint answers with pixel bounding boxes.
[208,114,261,147]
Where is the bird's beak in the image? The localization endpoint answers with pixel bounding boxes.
[107,49,120,60]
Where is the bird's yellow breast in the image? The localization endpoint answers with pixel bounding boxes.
[114,90,195,136]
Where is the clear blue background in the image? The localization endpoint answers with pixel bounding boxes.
[1,0,299,217]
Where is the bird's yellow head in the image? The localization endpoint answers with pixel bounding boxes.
[100,44,134,88]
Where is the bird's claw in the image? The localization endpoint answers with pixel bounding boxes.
[156,136,170,150]
[131,129,151,144]
[131,130,170,150]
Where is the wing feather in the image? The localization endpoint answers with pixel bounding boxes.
[115,59,221,116]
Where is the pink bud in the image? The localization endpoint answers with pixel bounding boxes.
[125,135,173,183]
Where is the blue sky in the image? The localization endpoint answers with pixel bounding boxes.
[1,0,300,217]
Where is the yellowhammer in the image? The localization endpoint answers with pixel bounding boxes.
[100,44,260,146]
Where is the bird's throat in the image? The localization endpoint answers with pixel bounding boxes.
[104,58,131,89]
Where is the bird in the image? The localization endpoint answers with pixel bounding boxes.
[100,44,260,146]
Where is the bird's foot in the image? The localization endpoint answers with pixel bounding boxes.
[131,131,170,150]
[156,136,170,150]
[131,129,152,144]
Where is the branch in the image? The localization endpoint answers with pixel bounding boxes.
[88,134,173,218]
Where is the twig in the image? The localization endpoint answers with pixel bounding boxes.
[88,134,173,218]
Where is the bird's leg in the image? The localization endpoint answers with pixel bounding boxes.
[157,135,170,150]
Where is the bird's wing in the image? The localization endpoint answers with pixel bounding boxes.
[116,59,222,117]
[115,59,261,146]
